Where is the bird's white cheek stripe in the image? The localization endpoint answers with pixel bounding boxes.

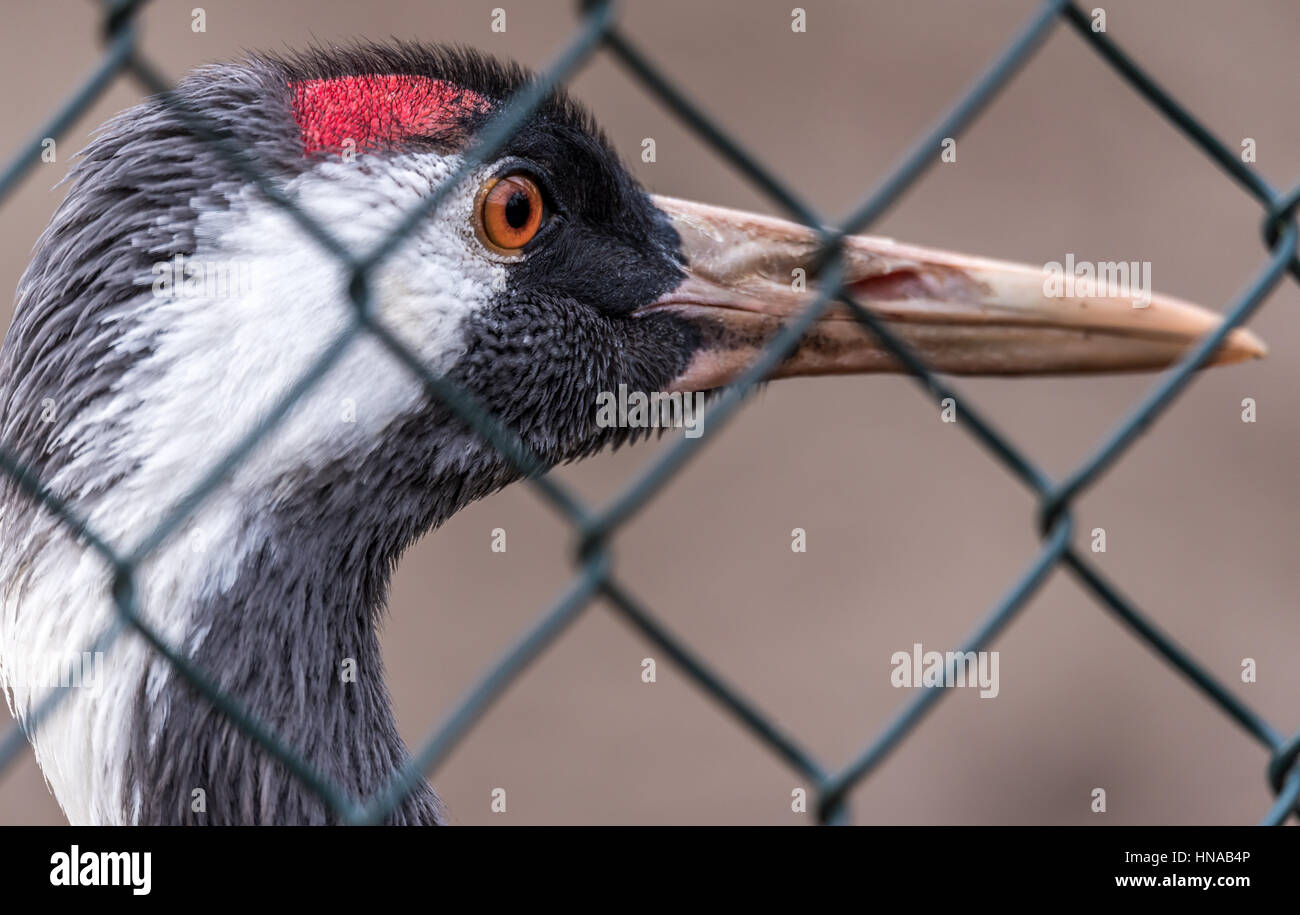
[0,152,506,823]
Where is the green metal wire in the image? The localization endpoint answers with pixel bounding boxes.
[0,0,1296,826]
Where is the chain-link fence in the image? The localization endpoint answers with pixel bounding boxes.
[0,0,1296,825]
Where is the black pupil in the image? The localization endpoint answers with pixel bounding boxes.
[504,191,531,229]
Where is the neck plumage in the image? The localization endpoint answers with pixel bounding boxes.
[2,394,527,824]
[119,411,524,825]
[125,527,443,825]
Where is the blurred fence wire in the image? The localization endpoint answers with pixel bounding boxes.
[1,0,1297,825]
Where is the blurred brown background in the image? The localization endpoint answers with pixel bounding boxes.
[2,0,1298,825]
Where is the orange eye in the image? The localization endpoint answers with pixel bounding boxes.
[477,173,545,253]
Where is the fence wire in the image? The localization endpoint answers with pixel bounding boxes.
[0,0,1297,825]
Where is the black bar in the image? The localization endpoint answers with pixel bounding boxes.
[0,826,1283,900]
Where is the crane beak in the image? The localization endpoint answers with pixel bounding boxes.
[641,196,1266,391]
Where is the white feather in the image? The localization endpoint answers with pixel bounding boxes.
[0,152,504,823]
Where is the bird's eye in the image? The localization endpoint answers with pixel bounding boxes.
[475,173,545,254]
